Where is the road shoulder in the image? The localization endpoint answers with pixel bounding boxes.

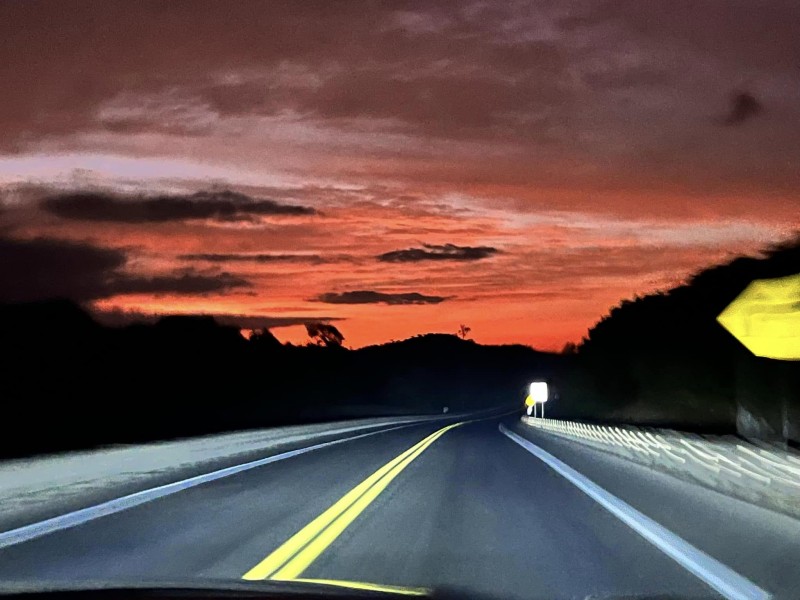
[507,419,800,599]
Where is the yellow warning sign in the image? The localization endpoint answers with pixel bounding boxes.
[717,272,800,361]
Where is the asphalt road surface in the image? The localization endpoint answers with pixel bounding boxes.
[1,417,798,600]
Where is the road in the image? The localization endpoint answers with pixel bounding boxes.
[0,417,798,599]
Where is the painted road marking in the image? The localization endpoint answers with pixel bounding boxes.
[243,422,462,581]
[0,421,437,550]
[290,578,427,595]
[500,424,771,600]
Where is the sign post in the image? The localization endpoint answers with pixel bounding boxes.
[529,381,549,419]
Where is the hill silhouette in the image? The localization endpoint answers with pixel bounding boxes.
[0,303,549,458]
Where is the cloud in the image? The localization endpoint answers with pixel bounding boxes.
[41,189,315,223]
[377,243,499,263]
[110,271,250,296]
[0,236,126,303]
[2,2,799,197]
[0,236,249,303]
[180,252,327,264]
[723,92,763,126]
[212,314,340,329]
[317,290,448,305]
[93,308,341,330]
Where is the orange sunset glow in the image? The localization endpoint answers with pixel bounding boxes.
[1,1,798,349]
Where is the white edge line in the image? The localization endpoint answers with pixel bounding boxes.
[0,421,434,549]
[499,424,771,600]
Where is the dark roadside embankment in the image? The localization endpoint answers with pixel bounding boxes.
[547,236,800,446]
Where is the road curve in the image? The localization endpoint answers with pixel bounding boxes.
[0,417,795,599]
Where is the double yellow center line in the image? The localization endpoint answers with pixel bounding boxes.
[242,422,462,582]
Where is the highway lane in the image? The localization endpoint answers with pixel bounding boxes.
[297,420,714,599]
[0,417,761,599]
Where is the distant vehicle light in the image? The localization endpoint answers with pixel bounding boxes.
[529,381,549,404]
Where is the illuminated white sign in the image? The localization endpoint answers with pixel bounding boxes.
[529,381,549,404]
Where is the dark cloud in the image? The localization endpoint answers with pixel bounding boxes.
[378,243,499,263]
[0,236,249,303]
[41,190,315,223]
[181,252,327,264]
[2,2,799,193]
[93,309,341,330]
[723,92,763,126]
[0,236,125,303]
[0,1,572,146]
[266,60,567,141]
[110,271,250,296]
[213,314,340,329]
[317,290,448,305]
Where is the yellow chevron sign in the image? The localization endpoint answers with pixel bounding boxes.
[716,273,800,361]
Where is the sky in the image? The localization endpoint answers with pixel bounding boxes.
[1,0,798,350]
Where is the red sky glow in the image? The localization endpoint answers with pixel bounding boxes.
[1,1,798,350]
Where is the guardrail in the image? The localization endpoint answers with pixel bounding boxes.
[521,417,800,518]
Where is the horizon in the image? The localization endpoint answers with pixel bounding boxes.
[2,1,798,350]
[70,234,790,351]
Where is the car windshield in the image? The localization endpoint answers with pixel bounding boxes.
[0,2,798,600]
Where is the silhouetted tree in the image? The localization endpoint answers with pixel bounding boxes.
[249,327,281,349]
[457,324,471,340]
[561,342,578,355]
[306,322,345,347]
